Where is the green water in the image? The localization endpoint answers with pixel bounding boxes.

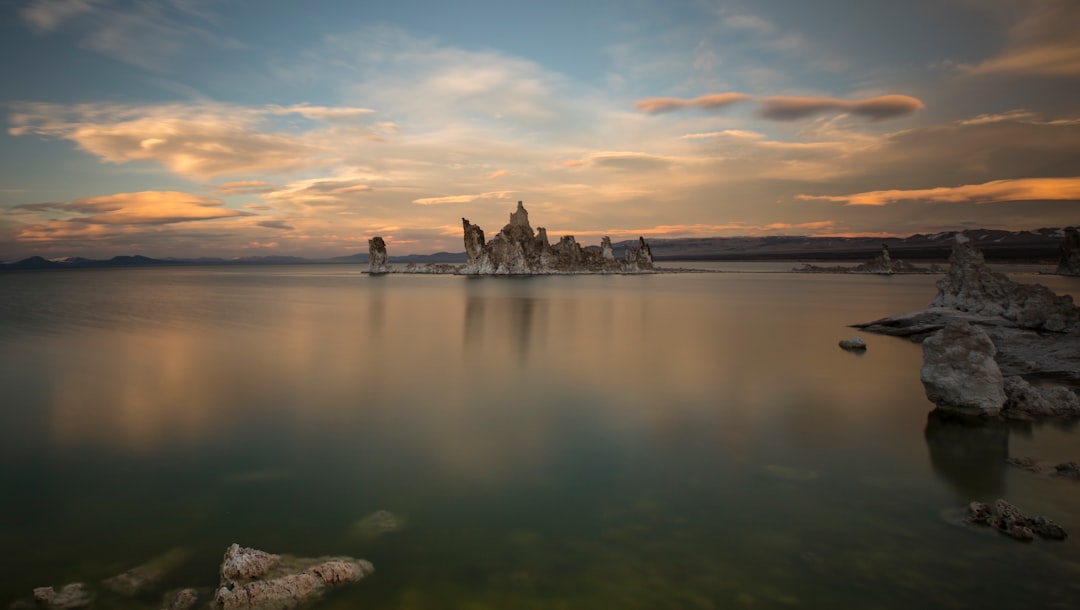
[1,265,1078,609]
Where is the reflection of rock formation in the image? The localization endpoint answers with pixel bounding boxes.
[931,235,1079,332]
[924,410,1011,498]
[1057,226,1080,276]
[462,201,655,275]
[368,237,388,274]
[793,243,933,274]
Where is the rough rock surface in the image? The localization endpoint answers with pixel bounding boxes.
[1057,227,1080,276]
[368,236,389,274]
[30,584,91,609]
[931,236,1079,332]
[838,336,867,351]
[213,544,373,610]
[102,547,192,596]
[966,499,1068,541]
[920,321,1006,416]
[162,588,200,610]
[1002,376,1080,419]
[462,201,655,275]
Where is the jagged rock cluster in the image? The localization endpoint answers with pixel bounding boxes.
[966,499,1067,542]
[462,201,654,275]
[794,244,934,274]
[1058,226,1080,276]
[368,236,389,274]
[1006,457,1080,480]
[931,235,1079,332]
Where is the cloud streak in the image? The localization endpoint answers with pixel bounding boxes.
[798,177,1080,206]
[634,93,752,114]
[635,92,923,121]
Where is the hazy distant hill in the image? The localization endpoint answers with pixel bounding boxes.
[2,228,1068,270]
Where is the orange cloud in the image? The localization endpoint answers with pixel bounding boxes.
[680,130,765,140]
[757,95,924,121]
[412,191,514,205]
[634,93,751,114]
[485,169,512,180]
[968,1,1080,77]
[217,180,276,195]
[25,191,250,225]
[798,177,1080,206]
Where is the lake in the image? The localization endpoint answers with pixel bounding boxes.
[1,264,1078,609]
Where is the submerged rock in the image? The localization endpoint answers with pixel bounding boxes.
[965,499,1067,541]
[213,544,373,610]
[920,321,1005,416]
[1057,226,1080,276]
[838,336,867,351]
[1002,376,1080,419]
[462,201,655,275]
[1005,457,1080,480]
[351,509,405,539]
[30,584,91,610]
[161,587,200,610]
[102,547,192,596]
[368,236,389,274]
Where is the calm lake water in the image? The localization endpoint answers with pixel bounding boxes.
[1,264,1079,609]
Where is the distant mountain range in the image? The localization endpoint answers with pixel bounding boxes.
[1,228,1070,270]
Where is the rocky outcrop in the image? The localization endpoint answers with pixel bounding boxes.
[931,235,1079,332]
[462,201,655,275]
[162,588,200,610]
[1005,457,1080,480]
[1057,226,1080,276]
[29,584,92,609]
[966,499,1067,541]
[213,543,373,610]
[793,243,934,274]
[368,236,389,274]
[920,321,1006,416]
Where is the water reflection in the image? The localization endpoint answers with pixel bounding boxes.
[923,410,1026,499]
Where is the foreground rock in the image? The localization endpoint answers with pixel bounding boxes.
[794,243,935,274]
[214,543,373,610]
[26,584,91,609]
[368,237,389,274]
[966,499,1068,541]
[102,547,192,596]
[856,236,1080,392]
[920,321,1006,416]
[1057,226,1080,276]
[462,201,655,275]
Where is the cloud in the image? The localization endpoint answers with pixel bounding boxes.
[412,191,515,205]
[634,93,751,114]
[680,130,766,140]
[568,151,677,172]
[256,220,295,231]
[264,176,373,206]
[19,0,98,32]
[798,177,1080,206]
[969,0,1080,77]
[485,169,512,180]
[267,104,375,122]
[216,181,277,195]
[8,102,377,179]
[756,95,924,121]
[62,191,249,224]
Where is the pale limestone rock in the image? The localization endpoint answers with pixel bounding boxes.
[838,336,866,351]
[161,588,199,610]
[213,544,373,610]
[920,321,1005,416]
[600,236,615,261]
[31,583,91,609]
[367,236,388,274]
[220,544,280,584]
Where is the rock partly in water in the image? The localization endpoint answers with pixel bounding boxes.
[966,499,1067,541]
[838,336,867,351]
[1006,457,1080,480]
[794,243,935,274]
[462,201,655,275]
[1057,227,1080,276]
[920,320,1006,416]
[1002,376,1080,419]
[351,509,405,539]
[368,236,389,274]
[931,235,1079,332]
[162,587,200,610]
[214,544,373,610]
[102,547,192,596]
[29,584,92,610]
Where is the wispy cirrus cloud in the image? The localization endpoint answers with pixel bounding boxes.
[634,93,752,114]
[14,190,250,225]
[412,191,515,205]
[968,0,1080,77]
[798,177,1080,206]
[19,0,99,32]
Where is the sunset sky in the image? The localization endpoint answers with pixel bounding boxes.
[2,0,1079,259]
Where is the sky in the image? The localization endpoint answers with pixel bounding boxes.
[2,0,1079,259]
